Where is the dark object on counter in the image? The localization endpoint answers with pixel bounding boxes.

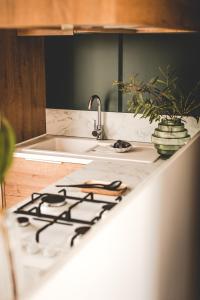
[56,180,122,191]
[57,180,127,196]
[113,140,132,149]
[111,140,133,153]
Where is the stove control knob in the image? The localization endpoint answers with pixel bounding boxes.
[17,217,30,227]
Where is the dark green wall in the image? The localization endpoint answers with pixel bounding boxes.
[45,33,200,112]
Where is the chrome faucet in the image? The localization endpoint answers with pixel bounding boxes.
[88,95,104,140]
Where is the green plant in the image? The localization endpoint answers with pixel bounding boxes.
[0,116,15,183]
[113,66,200,123]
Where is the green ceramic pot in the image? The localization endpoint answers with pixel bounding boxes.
[151,119,190,158]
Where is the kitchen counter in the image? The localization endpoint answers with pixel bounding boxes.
[45,157,162,193]
[8,136,166,300]
[14,139,163,205]
[6,132,200,300]
[25,132,200,300]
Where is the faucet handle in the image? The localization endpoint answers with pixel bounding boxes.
[92,126,104,139]
[92,130,98,137]
[92,120,98,137]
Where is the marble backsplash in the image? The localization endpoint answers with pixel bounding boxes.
[46,108,200,143]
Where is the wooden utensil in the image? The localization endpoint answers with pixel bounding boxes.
[81,180,127,196]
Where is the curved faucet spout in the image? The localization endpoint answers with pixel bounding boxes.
[88,95,101,110]
[88,95,104,140]
[88,95,101,128]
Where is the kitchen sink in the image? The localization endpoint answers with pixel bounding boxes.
[23,136,98,154]
[19,135,159,163]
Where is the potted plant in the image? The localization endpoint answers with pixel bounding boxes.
[0,116,15,206]
[114,66,200,158]
[0,116,17,300]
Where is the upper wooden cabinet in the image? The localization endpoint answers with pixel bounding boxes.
[0,30,46,142]
[0,0,200,32]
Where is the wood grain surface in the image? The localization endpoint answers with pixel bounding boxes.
[4,158,84,208]
[0,1,199,30]
[0,30,46,142]
[81,180,127,196]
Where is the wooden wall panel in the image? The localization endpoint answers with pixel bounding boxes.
[0,30,46,142]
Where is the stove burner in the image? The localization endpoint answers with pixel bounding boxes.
[41,194,67,207]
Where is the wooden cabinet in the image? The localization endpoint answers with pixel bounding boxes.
[0,1,199,31]
[0,1,113,28]
[0,30,46,143]
[4,157,84,208]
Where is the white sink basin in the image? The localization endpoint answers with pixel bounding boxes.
[20,135,159,163]
[24,137,98,154]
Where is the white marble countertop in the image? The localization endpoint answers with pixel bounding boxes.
[14,134,163,197]
[14,149,163,210]
[48,158,162,193]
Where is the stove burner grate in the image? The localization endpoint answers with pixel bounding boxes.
[14,188,123,247]
[71,226,90,247]
[41,194,67,207]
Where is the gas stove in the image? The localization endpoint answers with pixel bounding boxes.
[13,187,123,272]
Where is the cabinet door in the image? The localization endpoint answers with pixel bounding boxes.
[0,0,199,30]
[0,1,114,28]
[4,158,83,208]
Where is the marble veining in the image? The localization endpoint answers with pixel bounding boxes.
[36,158,161,200]
[46,109,200,142]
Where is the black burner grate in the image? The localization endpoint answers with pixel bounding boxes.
[14,189,122,247]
